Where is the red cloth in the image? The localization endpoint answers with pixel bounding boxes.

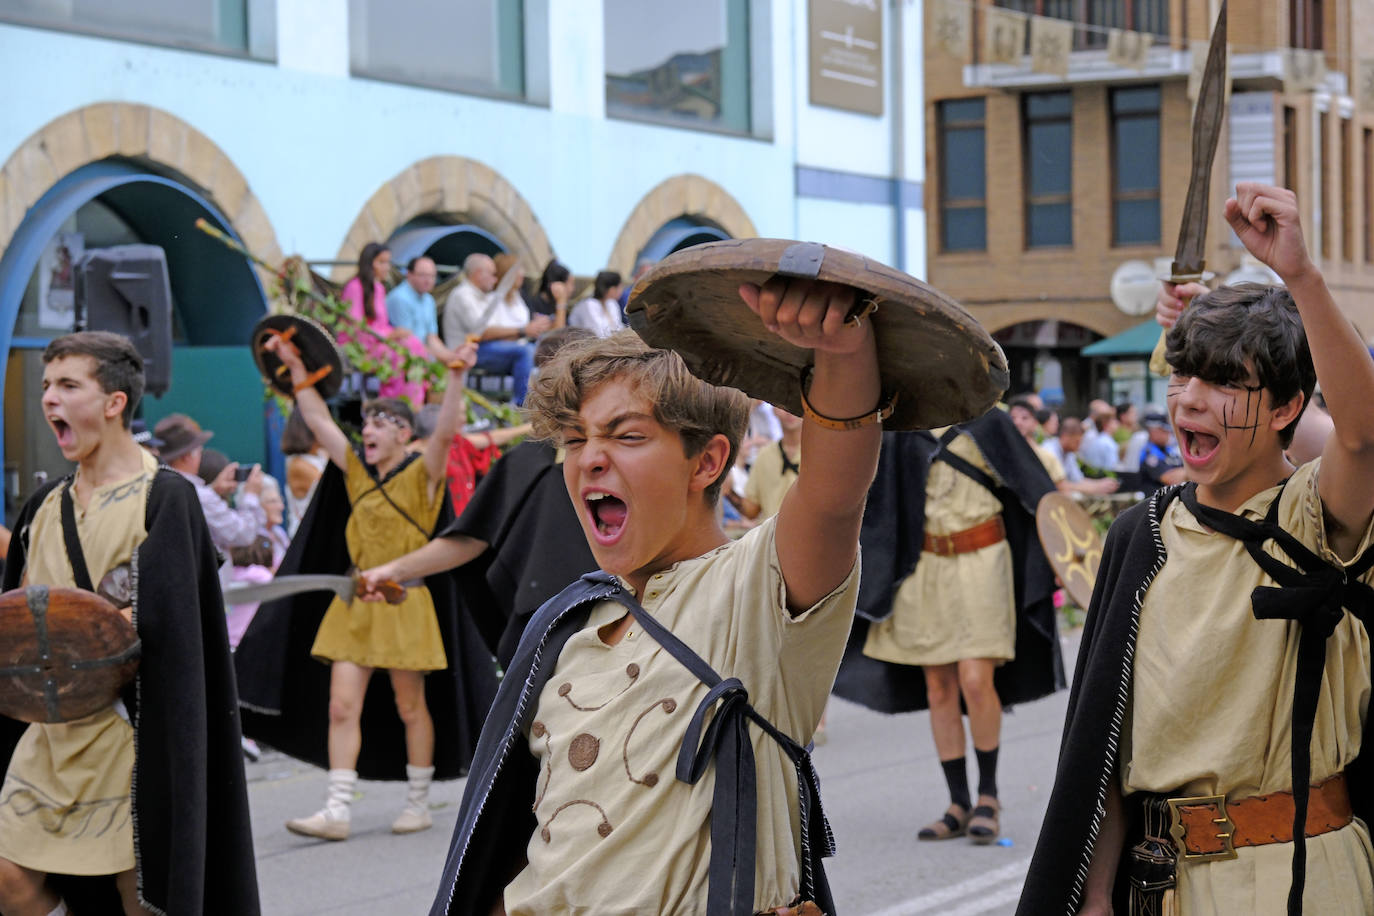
[447,435,502,513]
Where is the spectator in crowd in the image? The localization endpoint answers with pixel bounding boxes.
[1042,417,1120,496]
[1080,400,1121,472]
[569,270,625,337]
[340,242,429,406]
[1138,410,1185,495]
[154,413,265,552]
[1035,407,1059,440]
[281,405,327,537]
[1120,404,1152,472]
[740,398,784,468]
[197,447,231,489]
[131,417,163,452]
[225,475,290,653]
[387,256,462,365]
[526,258,573,323]
[1008,397,1067,485]
[442,252,551,404]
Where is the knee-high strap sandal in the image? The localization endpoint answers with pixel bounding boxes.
[917,804,970,841]
[967,797,1001,845]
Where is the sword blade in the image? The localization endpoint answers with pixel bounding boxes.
[1172,0,1228,279]
[223,574,356,607]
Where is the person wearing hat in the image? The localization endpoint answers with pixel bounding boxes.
[130,418,163,453]
[155,413,266,553]
[1139,410,1184,496]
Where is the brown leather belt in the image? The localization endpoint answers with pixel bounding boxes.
[1143,773,1352,862]
[922,516,1006,557]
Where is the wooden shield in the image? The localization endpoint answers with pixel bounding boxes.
[0,586,141,724]
[251,313,345,399]
[626,239,1009,430]
[1035,492,1105,610]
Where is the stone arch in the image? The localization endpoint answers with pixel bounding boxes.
[0,102,282,275]
[332,156,553,282]
[979,304,1132,340]
[606,174,758,276]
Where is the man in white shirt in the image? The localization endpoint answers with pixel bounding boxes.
[442,253,550,404]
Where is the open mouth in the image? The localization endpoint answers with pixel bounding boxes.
[1180,427,1220,465]
[49,416,74,450]
[586,491,628,544]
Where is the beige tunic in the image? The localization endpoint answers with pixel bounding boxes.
[503,518,859,914]
[863,430,1016,666]
[744,440,799,521]
[311,449,447,670]
[1124,460,1373,914]
[0,450,158,875]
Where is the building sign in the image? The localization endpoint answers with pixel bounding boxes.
[809,0,883,116]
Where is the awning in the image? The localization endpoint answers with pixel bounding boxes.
[1080,320,1162,357]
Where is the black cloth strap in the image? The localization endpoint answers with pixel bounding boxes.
[1178,482,1374,916]
[60,479,95,592]
[934,428,997,494]
[354,451,430,538]
[778,441,800,477]
[603,587,834,916]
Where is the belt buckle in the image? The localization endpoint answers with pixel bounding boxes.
[1165,794,1237,862]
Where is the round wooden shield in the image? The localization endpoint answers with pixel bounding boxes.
[251,313,345,400]
[1035,492,1105,610]
[625,239,1009,430]
[0,585,141,724]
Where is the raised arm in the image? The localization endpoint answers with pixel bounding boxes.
[422,338,480,487]
[265,335,351,471]
[738,280,881,612]
[1226,183,1374,557]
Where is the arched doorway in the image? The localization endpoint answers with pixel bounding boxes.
[991,319,1104,411]
[634,216,732,263]
[387,219,508,278]
[1,159,274,509]
[606,174,757,277]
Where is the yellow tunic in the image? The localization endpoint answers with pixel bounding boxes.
[863,430,1016,666]
[310,449,447,671]
[1124,460,1373,914]
[0,449,158,875]
[744,440,799,521]
[503,518,859,914]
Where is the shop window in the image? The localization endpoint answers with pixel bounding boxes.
[1110,85,1160,246]
[1290,0,1323,50]
[604,0,751,134]
[1342,118,1353,262]
[1365,128,1373,263]
[939,99,987,252]
[1,0,251,55]
[349,0,524,98]
[1024,92,1072,248]
[995,0,1167,51]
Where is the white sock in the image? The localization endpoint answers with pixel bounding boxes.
[325,768,357,820]
[404,764,434,813]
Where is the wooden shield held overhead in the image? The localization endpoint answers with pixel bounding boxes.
[251,313,345,399]
[1035,492,1105,610]
[626,239,1009,430]
[0,586,141,724]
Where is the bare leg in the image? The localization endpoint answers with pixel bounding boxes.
[957,658,1002,755]
[115,867,153,916]
[388,669,434,768]
[327,661,374,770]
[923,663,965,759]
[0,858,58,916]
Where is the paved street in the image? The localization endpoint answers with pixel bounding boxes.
[248,632,1077,915]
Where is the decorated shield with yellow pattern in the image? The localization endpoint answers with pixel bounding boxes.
[1035,492,1105,610]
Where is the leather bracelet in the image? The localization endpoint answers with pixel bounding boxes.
[798,366,897,431]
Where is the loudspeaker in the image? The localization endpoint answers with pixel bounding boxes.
[74,245,174,396]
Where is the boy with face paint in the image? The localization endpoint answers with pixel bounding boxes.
[428,278,884,916]
[0,331,258,915]
[1020,186,1374,916]
[258,335,490,839]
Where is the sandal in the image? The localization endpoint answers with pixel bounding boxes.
[967,797,1001,845]
[917,804,970,841]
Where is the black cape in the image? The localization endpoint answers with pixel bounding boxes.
[1,471,260,915]
[1017,486,1374,914]
[832,408,1065,712]
[235,458,498,780]
[438,440,597,667]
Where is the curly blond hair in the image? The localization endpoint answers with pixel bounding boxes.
[524,331,750,504]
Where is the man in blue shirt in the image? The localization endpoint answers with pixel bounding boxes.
[1138,410,1185,495]
[388,256,459,363]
